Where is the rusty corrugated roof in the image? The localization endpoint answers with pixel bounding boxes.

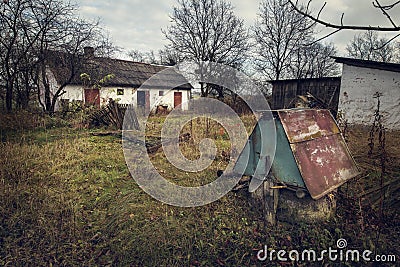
[278,109,360,199]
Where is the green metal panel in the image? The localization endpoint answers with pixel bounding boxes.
[272,120,305,188]
[233,139,253,176]
[252,118,275,180]
[235,117,274,178]
[234,115,305,188]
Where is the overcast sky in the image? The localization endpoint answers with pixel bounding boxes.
[75,0,400,59]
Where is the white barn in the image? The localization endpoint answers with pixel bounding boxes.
[45,48,192,112]
[333,57,400,130]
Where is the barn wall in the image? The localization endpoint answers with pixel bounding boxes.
[271,78,341,113]
[338,65,400,129]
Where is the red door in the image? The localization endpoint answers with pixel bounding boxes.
[84,89,100,107]
[174,92,182,110]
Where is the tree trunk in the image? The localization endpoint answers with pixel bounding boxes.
[200,82,207,97]
[41,64,53,113]
[44,85,51,113]
[6,83,13,113]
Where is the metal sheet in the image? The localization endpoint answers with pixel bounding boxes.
[236,116,276,178]
[272,119,305,188]
[278,109,340,143]
[234,116,305,188]
[291,134,360,199]
[234,109,359,199]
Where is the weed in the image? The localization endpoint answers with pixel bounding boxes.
[0,113,398,266]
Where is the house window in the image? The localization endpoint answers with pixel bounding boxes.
[117,89,124,95]
[159,91,164,96]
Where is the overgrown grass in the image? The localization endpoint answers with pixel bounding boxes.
[0,114,399,266]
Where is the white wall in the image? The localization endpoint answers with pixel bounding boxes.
[100,87,137,105]
[39,68,62,110]
[62,85,84,101]
[60,86,191,111]
[338,64,400,129]
[47,67,191,111]
[149,89,190,111]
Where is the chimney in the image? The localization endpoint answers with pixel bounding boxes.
[83,46,95,58]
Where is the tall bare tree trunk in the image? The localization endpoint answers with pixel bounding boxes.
[6,82,13,113]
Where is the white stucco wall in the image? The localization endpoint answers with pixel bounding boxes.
[60,86,191,111]
[148,89,190,111]
[62,85,84,101]
[99,87,137,105]
[46,67,191,111]
[39,68,62,110]
[338,64,400,129]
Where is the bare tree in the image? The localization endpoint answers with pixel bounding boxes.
[290,41,339,79]
[0,0,43,112]
[0,0,115,113]
[36,5,114,113]
[127,49,158,64]
[396,42,400,62]
[158,47,183,66]
[287,0,400,44]
[92,32,120,58]
[253,0,313,80]
[163,0,249,96]
[253,0,337,81]
[127,49,146,62]
[128,47,184,66]
[127,47,185,67]
[346,31,398,62]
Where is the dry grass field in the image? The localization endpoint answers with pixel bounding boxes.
[0,112,398,266]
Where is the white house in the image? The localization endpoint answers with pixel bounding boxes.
[46,47,192,112]
[333,57,400,130]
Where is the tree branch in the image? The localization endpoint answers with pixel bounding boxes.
[287,0,400,31]
[373,32,400,50]
[305,28,342,46]
[373,0,400,10]
[373,0,398,28]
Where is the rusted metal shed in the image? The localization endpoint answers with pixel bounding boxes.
[234,109,360,224]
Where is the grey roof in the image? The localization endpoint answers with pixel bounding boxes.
[48,53,192,90]
[268,76,341,84]
[332,56,400,73]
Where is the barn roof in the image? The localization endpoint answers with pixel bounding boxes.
[332,56,400,73]
[267,76,341,84]
[47,51,193,90]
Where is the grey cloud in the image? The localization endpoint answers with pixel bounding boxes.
[74,0,400,58]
